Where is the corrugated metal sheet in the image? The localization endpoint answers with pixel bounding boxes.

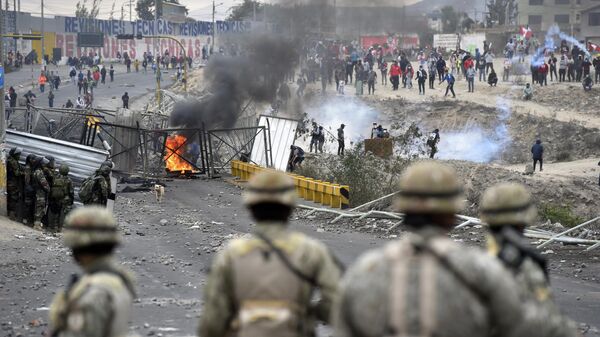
[6,129,109,185]
[250,115,299,172]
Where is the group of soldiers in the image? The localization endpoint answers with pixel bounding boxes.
[6,147,112,232]
[7,148,74,231]
[48,161,579,337]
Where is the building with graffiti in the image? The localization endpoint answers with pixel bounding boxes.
[1,11,253,62]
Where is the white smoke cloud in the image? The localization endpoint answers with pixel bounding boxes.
[436,97,512,163]
[306,96,381,142]
[532,25,591,67]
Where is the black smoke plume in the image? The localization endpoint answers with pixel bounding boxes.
[170,35,298,129]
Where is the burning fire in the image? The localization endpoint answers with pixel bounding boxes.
[164,134,194,173]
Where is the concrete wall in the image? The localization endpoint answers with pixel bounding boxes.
[580,5,600,42]
[517,0,581,34]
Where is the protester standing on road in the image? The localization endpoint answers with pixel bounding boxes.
[367,69,377,95]
[548,53,558,81]
[48,207,136,337]
[122,92,129,109]
[415,65,427,95]
[428,60,436,89]
[559,55,567,82]
[531,139,544,172]
[390,61,401,90]
[48,90,55,108]
[38,72,47,93]
[466,64,476,92]
[379,60,387,86]
[440,70,456,98]
[337,123,345,156]
[109,65,115,82]
[100,66,107,84]
[198,171,341,337]
[503,58,511,82]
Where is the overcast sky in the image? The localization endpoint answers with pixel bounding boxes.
[20,0,242,21]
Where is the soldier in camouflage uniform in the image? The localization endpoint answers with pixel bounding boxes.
[60,165,75,229]
[6,147,23,220]
[49,206,135,337]
[333,161,538,337]
[198,171,342,337]
[88,165,110,206]
[480,182,579,337]
[32,157,50,230]
[22,154,37,226]
[47,164,73,232]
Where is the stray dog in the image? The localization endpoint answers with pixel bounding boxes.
[154,184,165,203]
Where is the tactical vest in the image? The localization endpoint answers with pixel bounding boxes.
[385,237,490,337]
[50,175,68,202]
[229,233,309,337]
[50,271,133,337]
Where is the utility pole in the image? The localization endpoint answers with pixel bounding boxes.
[13,0,16,54]
[212,0,215,52]
[0,0,7,216]
[129,0,132,21]
[121,5,124,21]
[41,0,44,64]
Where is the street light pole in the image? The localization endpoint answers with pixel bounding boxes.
[0,0,7,216]
[212,0,215,53]
[41,0,44,64]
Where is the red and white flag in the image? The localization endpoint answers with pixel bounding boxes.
[519,26,533,39]
[588,41,600,52]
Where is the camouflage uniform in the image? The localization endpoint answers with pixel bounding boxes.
[47,165,73,231]
[85,165,110,206]
[32,158,50,229]
[481,183,579,337]
[6,148,23,220]
[199,171,342,337]
[61,166,75,228]
[333,162,536,337]
[49,207,135,337]
[22,155,37,225]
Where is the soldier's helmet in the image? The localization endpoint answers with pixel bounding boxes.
[26,154,37,165]
[9,147,22,157]
[394,161,464,214]
[480,182,537,227]
[243,170,296,207]
[101,160,114,169]
[99,164,111,176]
[59,164,69,176]
[45,155,55,168]
[63,206,120,249]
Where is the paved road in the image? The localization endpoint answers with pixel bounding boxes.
[5,63,178,110]
[0,178,598,336]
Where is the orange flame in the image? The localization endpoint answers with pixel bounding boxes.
[164,134,194,173]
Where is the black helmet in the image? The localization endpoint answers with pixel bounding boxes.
[26,154,37,165]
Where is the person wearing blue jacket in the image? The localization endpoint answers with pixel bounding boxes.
[531,139,544,172]
[440,70,456,98]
